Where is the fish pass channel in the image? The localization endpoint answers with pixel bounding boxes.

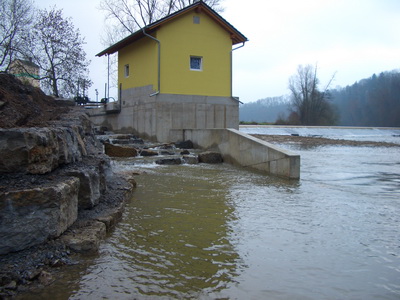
[24,130,400,300]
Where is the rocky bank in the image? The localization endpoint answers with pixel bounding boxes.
[0,73,134,298]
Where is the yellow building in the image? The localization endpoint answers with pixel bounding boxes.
[94,1,247,142]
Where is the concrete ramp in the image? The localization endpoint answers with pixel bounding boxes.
[170,128,300,179]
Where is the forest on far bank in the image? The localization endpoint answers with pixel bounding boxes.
[240,70,400,127]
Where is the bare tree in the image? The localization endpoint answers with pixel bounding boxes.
[288,64,337,125]
[100,0,224,43]
[24,8,91,97]
[0,0,34,71]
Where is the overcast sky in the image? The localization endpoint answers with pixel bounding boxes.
[35,0,400,103]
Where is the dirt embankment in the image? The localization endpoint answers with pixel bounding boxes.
[0,73,71,128]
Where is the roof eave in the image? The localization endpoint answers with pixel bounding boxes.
[96,1,248,56]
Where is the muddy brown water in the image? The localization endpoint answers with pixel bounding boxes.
[21,141,400,300]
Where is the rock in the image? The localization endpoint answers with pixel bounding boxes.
[182,155,199,164]
[60,221,106,253]
[160,150,175,155]
[155,158,182,165]
[180,149,190,155]
[4,280,17,290]
[96,205,124,232]
[38,271,53,285]
[104,142,138,157]
[0,126,90,175]
[159,143,175,150]
[175,140,194,149]
[110,136,144,145]
[0,177,79,255]
[198,151,223,164]
[139,149,158,156]
[64,168,100,210]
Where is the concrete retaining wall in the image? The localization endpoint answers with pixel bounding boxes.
[170,128,300,179]
[88,85,239,142]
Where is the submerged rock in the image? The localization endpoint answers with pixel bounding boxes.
[198,151,223,164]
[139,149,158,156]
[175,140,194,149]
[155,158,182,165]
[182,155,199,164]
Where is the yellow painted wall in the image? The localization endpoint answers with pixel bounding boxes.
[118,36,158,91]
[157,12,232,97]
[118,10,233,97]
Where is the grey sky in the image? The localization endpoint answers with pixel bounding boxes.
[35,0,400,103]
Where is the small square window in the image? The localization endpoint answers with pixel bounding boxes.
[124,64,129,77]
[193,16,200,24]
[190,56,202,71]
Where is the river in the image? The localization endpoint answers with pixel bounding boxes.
[23,127,400,300]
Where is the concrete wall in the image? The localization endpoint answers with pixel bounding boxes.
[170,128,300,179]
[88,85,239,142]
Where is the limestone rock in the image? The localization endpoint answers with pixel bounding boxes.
[61,221,106,253]
[64,168,100,210]
[0,177,79,255]
[198,151,223,164]
[96,205,124,232]
[0,126,89,174]
[104,142,138,157]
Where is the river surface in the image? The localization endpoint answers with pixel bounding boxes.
[24,128,400,300]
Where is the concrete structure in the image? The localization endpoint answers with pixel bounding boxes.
[170,128,301,179]
[89,85,238,142]
[9,58,40,87]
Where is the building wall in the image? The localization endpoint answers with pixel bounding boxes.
[156,11,232,97]
[88,86,239,142]
[117,10,232,97]
[170,128,301,179]
[118,37,158,91]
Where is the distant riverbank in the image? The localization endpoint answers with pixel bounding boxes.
[240,125,400,145]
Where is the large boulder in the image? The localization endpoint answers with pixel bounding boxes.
[0,126,90,174]
[0,177,79,254]
[64,168,100,210]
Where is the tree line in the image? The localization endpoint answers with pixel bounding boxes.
[0,0,91,98]
[264,64,399,127]
[331,71,400,127]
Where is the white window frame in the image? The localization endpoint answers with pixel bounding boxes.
[190,56,202,71]
[124,64,130,78]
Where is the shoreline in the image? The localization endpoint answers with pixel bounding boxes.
[240,125,400,130]
[252,134,400,148]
